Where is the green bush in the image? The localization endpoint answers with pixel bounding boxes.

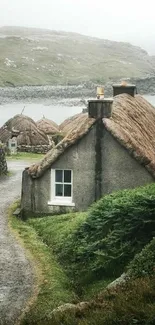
[12,183,155,324]
[128,238,155,277]
[57,184,155,284]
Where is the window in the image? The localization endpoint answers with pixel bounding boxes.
[55,170,72,197]
[49,169,75,206]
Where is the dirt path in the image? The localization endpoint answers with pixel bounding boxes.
[0,160,34,325]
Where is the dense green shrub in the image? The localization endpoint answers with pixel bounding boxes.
[128,238,155,277]
[58,184,155,283]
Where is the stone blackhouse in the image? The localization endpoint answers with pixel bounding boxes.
[21,85,155,217]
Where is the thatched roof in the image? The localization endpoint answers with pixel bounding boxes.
[37,117,59,135]
[59,113,83,135]
[103,94,155,178]
[28,94,155,179]
[0,114,49,145]
[28,114,96,178]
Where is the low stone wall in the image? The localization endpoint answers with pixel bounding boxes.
[1,76,155,105]
[17,144,53,154]
[0,147,7,175]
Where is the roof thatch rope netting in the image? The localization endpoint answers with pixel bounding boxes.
[28,94,155,179]
[0,114,49,146]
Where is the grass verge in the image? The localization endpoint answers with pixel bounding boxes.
[7,152,44,160]
[9,203,77,325]
[27,212,107,297]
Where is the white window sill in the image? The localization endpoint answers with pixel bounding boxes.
[48,201,75,207]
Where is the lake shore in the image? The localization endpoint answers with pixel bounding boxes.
[1,75,155,105]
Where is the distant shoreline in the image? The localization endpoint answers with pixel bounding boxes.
[1,76,155,104]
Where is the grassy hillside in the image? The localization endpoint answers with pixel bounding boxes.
[10,183,155,324]
[0,26,155,87]
[28,184,155,290]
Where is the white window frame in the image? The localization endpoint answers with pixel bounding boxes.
[48,169,75,206]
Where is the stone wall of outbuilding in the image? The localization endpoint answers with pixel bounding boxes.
[0,145,7,175]
[17,144,52,154]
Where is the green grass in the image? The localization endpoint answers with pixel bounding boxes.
[25,182,155,296]
[9,183,155,324]
[7,152,44,160]
[28,212,87,255]
[54,183,155,286]
[78,277,155,325]
[0,27,154,86]
[27,212,114,298]
[9,203,77,325]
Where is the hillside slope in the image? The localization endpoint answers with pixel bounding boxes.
[11,183,155,324]
[0,26,155,87]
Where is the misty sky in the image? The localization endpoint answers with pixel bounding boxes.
[1,0,155,53]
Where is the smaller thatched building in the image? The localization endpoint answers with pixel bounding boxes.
[37,117,59,135]
[37,117,62,145]
[0,114,51,153]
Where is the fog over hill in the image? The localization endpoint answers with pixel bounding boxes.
[0,26,155,87]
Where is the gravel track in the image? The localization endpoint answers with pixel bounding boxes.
[0,161,34,325]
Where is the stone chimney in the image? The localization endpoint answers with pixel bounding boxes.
[113,82,137,97]
[88,99,113,119]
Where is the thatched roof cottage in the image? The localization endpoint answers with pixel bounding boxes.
[21,85,155,217]
[37,117,59,135]
[0,114,50,152]
[37,117,63,145]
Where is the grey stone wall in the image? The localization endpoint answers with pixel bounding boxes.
[18,144,52,154]
[1,76,155,106]
[21,126,96,217]
[0,146,7,175]
[51,126,96,211]
[101,130,154,194]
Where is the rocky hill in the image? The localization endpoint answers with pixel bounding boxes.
[0,26,155,87]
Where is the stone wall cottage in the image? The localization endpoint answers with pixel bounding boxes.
[21,85,155,218]
[0,114,51,154]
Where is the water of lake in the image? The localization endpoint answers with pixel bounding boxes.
[0,100,83,127]
[0,95,155,128]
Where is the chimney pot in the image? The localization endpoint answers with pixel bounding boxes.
[113,83,137,97]
[96,86,104,99]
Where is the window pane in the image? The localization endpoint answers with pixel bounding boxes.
[64,184,71,197]
[55,170,63,183]
[55,184,63,196]
[64,170,71,183]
